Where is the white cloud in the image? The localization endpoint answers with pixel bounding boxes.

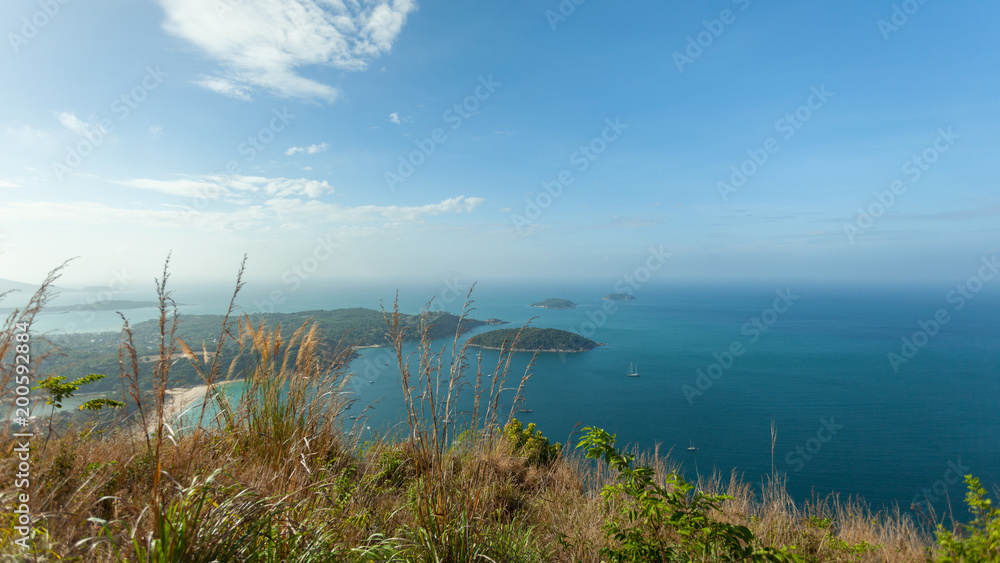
[0,180,20,189]
[388,112,402,124]
[193,76,253,101]
[159,0,418,101]
[247,194,484,228]
[0,195,484,232]
[285,142,329,156]
[55,113,114,143]
[149,125,164,139]
[56,112,97,135]
[114,174,335,199]
[0,201,193,229]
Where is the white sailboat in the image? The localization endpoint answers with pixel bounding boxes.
[626,362,640,377]
[687,440,698,452]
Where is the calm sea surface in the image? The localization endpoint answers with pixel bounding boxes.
[20,281,1000,513]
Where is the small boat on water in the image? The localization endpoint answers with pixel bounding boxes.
[687,440,698,452]
[626,362,640,377]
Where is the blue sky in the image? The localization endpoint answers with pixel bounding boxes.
[1,0,998,290]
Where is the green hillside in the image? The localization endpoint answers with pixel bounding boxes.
[468,327,598,352]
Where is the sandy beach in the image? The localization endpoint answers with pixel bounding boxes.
[146,380,243,433]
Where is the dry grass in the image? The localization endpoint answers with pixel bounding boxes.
[0,263,945,562]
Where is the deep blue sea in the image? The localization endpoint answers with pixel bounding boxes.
[20,280,1000,514]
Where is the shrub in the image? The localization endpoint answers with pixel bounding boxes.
[934,475,1000,562]
[503,418,560,467]
[577,426,799,562]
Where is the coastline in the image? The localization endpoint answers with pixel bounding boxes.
[148,380,244,433]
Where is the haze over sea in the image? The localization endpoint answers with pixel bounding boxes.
[24,278,1000,515]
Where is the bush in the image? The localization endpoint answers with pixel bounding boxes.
[934,475,1000,562]
[504,418,560,467]
[577,426,799,562]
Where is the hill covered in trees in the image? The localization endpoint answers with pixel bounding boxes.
[42,308,504,392]
[467,328,599,352]
[530,298,576,309]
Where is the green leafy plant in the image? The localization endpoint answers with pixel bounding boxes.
[577,426,799,562]
[33,373,124,411]
[504,417,560,467]
[934,475,1000,562]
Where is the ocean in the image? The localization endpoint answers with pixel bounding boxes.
[17,280,1000,514]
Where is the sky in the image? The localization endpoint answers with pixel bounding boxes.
[1,0,999,292]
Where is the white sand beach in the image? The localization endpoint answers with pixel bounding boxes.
[145,380,243,434]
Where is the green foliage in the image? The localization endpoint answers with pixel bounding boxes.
[934,475,1000,562]
[469,327,598,352]
[48,441,76,483]
[32,373,124,411]
[366,449,413,491]
[129,471,346,563]
[504,418,560,466]
[389,515,546,563]
[577,426,800,562]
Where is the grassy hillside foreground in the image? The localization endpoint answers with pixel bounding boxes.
[1,263,998,562]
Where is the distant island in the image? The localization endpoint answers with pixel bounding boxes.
[468,328,599,353]
[603,293,636,301]
[531,298,576,309]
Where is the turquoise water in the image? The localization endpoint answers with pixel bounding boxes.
[28,281,1000,514]
[344,283,1000,514]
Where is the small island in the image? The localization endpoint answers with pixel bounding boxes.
[531,298,576,309]
[468,328,600,353]
[603,293,636,301]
